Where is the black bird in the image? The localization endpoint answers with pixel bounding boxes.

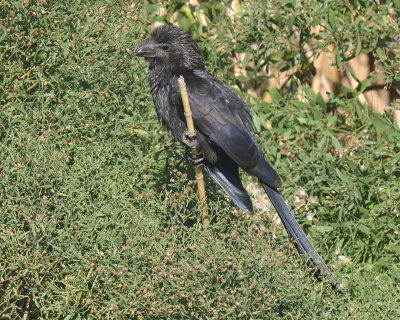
[135,25,339,289]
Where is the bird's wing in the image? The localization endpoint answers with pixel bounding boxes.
[184,72,258,167]
[183,71,281,188]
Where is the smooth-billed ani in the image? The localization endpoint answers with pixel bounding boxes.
[135,25,339,289]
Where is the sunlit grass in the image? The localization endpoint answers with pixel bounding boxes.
[1,1,399,319]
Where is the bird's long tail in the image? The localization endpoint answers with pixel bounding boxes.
[262,182,340,290]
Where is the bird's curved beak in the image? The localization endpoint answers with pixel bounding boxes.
[135,38,156,58]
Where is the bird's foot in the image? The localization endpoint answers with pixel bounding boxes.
[182,130,199,149]
[182,131,204,166]
[187,152,204,167]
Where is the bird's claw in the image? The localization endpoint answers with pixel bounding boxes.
[182,131,204,166]
[182,130,199,149]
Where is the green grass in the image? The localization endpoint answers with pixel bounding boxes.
[1,1,399,319]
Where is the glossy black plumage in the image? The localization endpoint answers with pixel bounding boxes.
[135,25,339,289]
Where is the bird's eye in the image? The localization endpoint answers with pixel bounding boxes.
[161,44,170,51]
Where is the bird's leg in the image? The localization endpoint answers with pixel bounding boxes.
[182,130,204,167]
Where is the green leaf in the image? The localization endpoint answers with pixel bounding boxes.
[303,87,317,105]
[291,100,310,110]
[326,115,337,128]
[133,129,148,135]
[357,224,370,234]
[268,88,283,103]
[253,113,261,132]
[356,77,375,93]
[316,93,327,110]
[242,52,250,69]
[370,112,392,136]
[317,135,327,150]
[330,135,343,154]
[314,225,333,233]
[335,168,349,183]
[328,8,337,29]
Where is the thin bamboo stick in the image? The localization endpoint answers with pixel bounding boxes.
[178,76,209,229]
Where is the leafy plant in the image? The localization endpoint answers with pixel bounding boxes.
[1,1,399,319]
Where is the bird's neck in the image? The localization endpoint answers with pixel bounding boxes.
[149,68,172,93]
[148,65,190,93]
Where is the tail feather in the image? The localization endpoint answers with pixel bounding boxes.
[205,163,253,212]
[262,182,340,290]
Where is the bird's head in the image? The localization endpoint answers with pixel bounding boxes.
[135,25,205,71]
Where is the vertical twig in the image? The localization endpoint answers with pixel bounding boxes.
[22,292,32,320]
[178,76,209,229]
